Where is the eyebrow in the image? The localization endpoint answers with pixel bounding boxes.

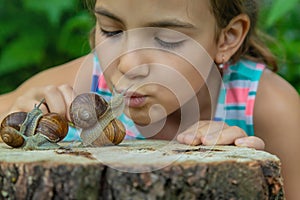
[94,7,195,29]
[147,20,195,29]
[95,8,124,24]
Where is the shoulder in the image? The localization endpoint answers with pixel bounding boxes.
[255,68,299,115]
[5,54,93,109]
[254,68,300,143]
[34,55,91,85]
[18,54,93,91]
[254,69,300,198]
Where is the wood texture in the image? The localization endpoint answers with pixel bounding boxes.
[0,140,284,199]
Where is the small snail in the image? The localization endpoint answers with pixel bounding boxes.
[69,91,126,146]
[0,100,68,150]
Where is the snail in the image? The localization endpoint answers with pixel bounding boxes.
[69,91,126,147]
[0,100,68,150]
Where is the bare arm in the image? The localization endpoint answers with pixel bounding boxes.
[254,69,300,200]
[0,54,93,121]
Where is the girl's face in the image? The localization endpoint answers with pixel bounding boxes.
[94,0,219,125]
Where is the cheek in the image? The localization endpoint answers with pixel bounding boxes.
[167,54,208,94]
[101,65,119,90]
[94,26,122,81]
[124,86,180,125]
[193,35,219,63]
[148,62,205,120]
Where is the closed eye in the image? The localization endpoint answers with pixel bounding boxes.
[100,28,123,37]
[154,37,185,50]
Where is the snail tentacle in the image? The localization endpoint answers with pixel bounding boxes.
[19,99,44,136]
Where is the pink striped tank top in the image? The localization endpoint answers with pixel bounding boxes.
[214,60,265,136]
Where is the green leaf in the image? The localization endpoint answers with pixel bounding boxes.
[266,0,299,27]
[58,12,94,56]
[0,33,46,74]
[23,0,75,25]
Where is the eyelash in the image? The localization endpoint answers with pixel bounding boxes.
[100,28,123,37]
[100,28,184,50]
[154,37,184,50]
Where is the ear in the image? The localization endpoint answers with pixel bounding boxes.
[215,14,250,64]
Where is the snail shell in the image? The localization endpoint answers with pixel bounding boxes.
[0,111,68,148]
[0,112,27,147]
[82,118,126,146]
[70,93,108,129]
[0,127,25,148]
[70,93,126,146]
[1,112,27,133]
[35,113,69,142]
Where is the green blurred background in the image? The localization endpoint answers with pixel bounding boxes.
[0,0,299,94]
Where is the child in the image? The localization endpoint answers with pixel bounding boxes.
[0,0,299,198]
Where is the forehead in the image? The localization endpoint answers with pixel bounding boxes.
[95,0,213,28]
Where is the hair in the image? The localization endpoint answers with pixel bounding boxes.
[209,0,277,71]
[86,0,277,71]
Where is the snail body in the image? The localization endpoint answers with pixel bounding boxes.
[70,92,126,146]
[0,100,68,150]
[19,101,44,136]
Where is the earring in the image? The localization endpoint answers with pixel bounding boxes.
[218,55,225,69]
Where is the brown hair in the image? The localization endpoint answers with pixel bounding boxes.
[86,0,277,71]
[209,0,277,71]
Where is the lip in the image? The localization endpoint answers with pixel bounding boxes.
[123,92,147,108]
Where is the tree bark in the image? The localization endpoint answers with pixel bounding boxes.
[0,140,284,200]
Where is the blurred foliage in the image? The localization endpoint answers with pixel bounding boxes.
[0,0,299,94]
[0,0,94,94]
[259,0,300,93]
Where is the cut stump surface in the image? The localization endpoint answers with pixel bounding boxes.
[0,140,284,199]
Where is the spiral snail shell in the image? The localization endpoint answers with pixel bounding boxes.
[35,113,69,143]
[1,112,27,132]
[69,92,126,146]
[69,93,108,129]
[0,127,25,148]
[0,112,27,147]
[0,103,69,149]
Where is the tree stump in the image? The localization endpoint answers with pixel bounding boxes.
[0,140,284,200]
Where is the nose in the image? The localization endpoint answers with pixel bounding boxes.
[118,51,150,79]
